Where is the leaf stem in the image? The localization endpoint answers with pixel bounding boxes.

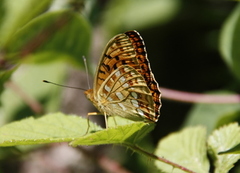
[125,144,196,173]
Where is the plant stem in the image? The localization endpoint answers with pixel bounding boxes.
[5,81,44,114]
[125,144,196,173]
[161,87,240,104]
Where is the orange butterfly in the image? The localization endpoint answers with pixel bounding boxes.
[85,30,161,127]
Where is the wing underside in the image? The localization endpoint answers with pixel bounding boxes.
[96,65,156,122]
[91,30,161,122]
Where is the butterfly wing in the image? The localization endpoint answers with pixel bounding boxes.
[93,32,139,91]
[125,31,161,120]
[86,30,161,122]
[96,65,156,122]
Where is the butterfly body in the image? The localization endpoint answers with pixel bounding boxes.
[85,30,161,123]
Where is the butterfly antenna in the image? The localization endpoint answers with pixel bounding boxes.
[43,80,86,91]
[82,56,91,89]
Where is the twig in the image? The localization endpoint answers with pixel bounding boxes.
[5,81,44,114]
[161,87,240,104]
[126,144,196,173]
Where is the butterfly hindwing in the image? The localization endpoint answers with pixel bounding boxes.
[96,65,155,122]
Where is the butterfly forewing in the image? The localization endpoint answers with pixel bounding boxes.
[85,30,161,123]
[94,33,140,91]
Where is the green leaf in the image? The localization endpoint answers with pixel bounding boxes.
[0,113,155,147]
[0,112,102,146]
[154,126,209,173]
[216,110,240,128]
[219,143,240,155]
[184,101,240,134]
[219,3,240,79]
[5,10,91,67]
[207,123,240,173]
[70,116,155,146]
[102,0,181,34]
[0,0,6,27]
[0,0,53,46]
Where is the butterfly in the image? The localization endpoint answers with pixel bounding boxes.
[85,30,161,127]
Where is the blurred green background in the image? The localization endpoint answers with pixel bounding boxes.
[0,0,240,172]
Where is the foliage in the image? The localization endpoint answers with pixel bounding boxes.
[220,3,240,80]
[0,0,240,173]
[0,114,240,173]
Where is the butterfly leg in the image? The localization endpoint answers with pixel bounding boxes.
[85,112,100,135]
[104,112,108,129]
[84,113,92,135]
[85,112,107,134]
[86,119,90,135]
